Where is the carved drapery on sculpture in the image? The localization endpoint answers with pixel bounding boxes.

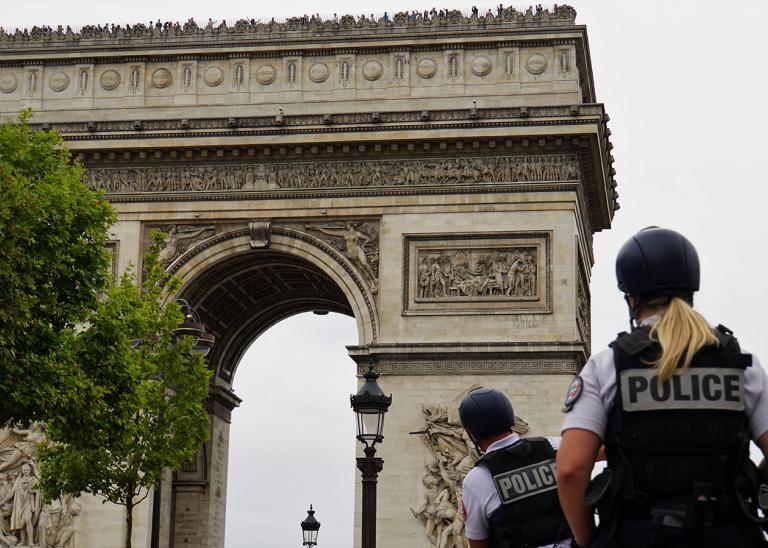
[0,423,81,547]
[403,232,551,315]
[304,221,379,294]
[411,387,529,548]
[82,154,581,194]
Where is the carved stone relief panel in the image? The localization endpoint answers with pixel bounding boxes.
[302,220,379,293]
[83,154,580,195]
[411,386,529,548]
[0,423,82,547]
[576,249,591,354]
[403,232,551,315]
[143,224,218,268]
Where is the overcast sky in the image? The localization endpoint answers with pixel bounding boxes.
[4,1,768,547]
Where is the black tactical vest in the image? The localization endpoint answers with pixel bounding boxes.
[477,437,571,548]
[606,326,752,508]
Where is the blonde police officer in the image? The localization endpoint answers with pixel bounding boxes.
[460,388,572,548]
[557,227,768,547]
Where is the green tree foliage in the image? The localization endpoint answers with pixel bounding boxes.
[0,111,116,426]
[38,234,212,548]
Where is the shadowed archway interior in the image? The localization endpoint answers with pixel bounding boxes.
[178,251,354,385]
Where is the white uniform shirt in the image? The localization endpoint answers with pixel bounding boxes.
[561,346,768,441]
[462,433,572,547]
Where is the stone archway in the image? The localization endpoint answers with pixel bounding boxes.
[1,6,617,546]
[159,225,378,546]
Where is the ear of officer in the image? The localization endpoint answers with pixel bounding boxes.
[557,227,768,548]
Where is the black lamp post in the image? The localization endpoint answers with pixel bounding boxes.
[350,366,391,548]
[300,505,320,547]
[175,298,215,356]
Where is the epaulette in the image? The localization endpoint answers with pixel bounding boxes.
[610,328,655,356]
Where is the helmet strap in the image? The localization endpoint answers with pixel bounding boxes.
[624,294,638,331]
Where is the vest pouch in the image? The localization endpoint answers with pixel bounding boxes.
[586,468,614,507]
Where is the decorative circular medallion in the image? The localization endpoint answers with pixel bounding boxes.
[49,72,70,92]
[255,64,276,85]
[471,56,492,77]
[525,54,548,75]
[151,68,173,89]
[203,66,225,87]
[0,73,18,94]
[361,61,383,81]
[416,58,438,79]
[309,63,329,83]
[99,69,121,91]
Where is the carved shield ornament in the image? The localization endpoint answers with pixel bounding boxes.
[362,61,383,81]
[151,68,173,88]
[255,64,277,85]
[416,58,438,79]
[526,54,548,75]
[99,69,121,90]
[203,66,225,87]
[0,73,18,93]
[309,63,330,83]
[49,72,70,92]
[471,56,492,77]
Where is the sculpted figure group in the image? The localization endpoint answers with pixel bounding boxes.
[411,388,529,548]
[418,249,537,299]
[0,424,80,548]
[83,155,580,195]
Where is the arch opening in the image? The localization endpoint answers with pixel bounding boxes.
[224,312,358,548]
[177,250,355,386]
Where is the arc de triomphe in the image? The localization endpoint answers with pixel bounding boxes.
[0,6,616,547]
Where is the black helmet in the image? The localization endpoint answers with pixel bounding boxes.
[615,227,699,300]
[459,388,514,442]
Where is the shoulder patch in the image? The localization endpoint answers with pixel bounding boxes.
[562,376,583,413]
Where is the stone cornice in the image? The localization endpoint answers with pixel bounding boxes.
[37,105,608,140]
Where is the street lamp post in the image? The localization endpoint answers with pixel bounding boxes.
[300,505,321,547]
[350,366,392,548]
[175,298,215,356]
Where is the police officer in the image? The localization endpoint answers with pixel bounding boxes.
[557,227,768,547]
[460,387,572,548]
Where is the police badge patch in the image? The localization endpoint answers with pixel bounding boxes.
[562,376,583,412]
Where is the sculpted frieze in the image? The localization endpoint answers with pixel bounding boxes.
[82,154,580,194]
[304,221,379,293]
[416,247,537,300]
[411,387,529,548]
[403,232,551,315]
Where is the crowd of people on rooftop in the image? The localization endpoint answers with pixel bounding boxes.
[0,4,575,41]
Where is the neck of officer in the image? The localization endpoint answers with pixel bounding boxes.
[478,431,515,453]
[629,295,667,324]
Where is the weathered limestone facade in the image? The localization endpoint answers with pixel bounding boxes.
[0,6,616,547]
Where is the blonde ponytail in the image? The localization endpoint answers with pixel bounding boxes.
[648,297,718,383]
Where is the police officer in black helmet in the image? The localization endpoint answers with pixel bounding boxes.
[557,227,768,547]
[460,387,572,547]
